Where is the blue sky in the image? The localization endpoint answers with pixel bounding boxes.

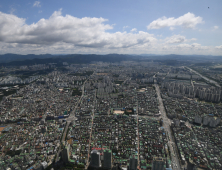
[0,0,221,55]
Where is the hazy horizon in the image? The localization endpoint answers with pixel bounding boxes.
[1,53,222,57]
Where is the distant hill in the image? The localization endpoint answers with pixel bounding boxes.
[0,54,134,66]
[139,54,159,56]
[0,53,55,63]
[0,53,221,66]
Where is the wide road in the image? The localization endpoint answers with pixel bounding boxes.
[55,122,70,162]
[55,78,89,162]
[86,89,97,169]
[68,80,87,121]
[136,100,140,169]
[186,66,221,87]
[154,83,181,170]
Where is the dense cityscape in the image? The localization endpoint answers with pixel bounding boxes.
[0,0,221,170]
[0,56,221,170]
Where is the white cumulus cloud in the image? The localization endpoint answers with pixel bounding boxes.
[147,12,204,30]
[165,35,197,44]
[9,8,16,14]
[0,10,220,55]
[33,1,41,7]
[123,26,129,31]
[176,43,209,50]
[216,45,222,49]
[131,28,137,32]
[190,38,197,41]
[213,26,219,30]
[0,10,156,49]
[165,35,186,44]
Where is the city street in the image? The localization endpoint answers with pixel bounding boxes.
[154,83,181,170]
[55,77,89,162]
[86,89,97,169]
[137,100,140,169]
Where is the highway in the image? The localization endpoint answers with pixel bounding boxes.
[186,66,221,87]
[154,83,181,170]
